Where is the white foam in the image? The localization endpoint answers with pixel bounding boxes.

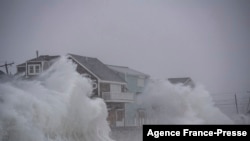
[138,80,234,124]
[0,56,113,141]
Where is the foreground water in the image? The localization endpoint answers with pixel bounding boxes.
[0,56,247,141]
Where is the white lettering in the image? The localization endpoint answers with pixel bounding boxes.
[147,129,181,138]
[147,129,154,137]
[183,129,189,136]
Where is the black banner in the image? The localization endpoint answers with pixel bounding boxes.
[143,125,250,140]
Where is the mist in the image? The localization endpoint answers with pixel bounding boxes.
[0,0,250,94]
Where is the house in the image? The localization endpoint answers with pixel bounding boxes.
[107,65,150,126]
[16,55,60,78]
[168,77,195,88]
[16,53,134,127]
[67,54,134,127]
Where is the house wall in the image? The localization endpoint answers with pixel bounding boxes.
[126,75,146,93]
[122,74,149,126]
[17,66,26,73]
[100,82,126,94]
[107,102,125,127]
[100,82,128,127]
[100,83,110,93]
[43,61,50,70]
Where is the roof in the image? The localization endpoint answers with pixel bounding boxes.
[168,77,192,85]
[107,65,149,77]
[17,62,26,67]
[17,55,60,67]
[68,54,126,83]
[28,55,60,62]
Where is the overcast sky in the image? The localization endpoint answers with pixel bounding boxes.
[0,0,250,94]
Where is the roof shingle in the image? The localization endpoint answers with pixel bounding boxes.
[69,54,125,83]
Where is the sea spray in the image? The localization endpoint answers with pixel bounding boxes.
[0,56,113,141]
[110,80,235,141]
[137,80,234,124]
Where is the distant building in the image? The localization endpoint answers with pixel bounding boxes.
[107,65,150,126]
[168,77,195,88]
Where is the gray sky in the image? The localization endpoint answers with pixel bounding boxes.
[0,0,250,94]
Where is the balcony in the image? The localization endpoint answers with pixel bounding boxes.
[102,92,134,103]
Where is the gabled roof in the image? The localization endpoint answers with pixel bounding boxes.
[107,65,149,77]
[17,62,26,67]
[17,55,60,67]
[168,77,191,85]
[68,54,126,83]
[168,77,195,88]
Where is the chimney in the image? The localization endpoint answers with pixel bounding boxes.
[36,50,39,58]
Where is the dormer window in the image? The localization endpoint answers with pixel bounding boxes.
[28,64,40,75]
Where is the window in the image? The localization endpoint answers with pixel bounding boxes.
[28,64,40,75]
[116,109,124,121]
[100,83,110,92]
[110,84,121,92]
[29,66,34,73]
[35,65,39,73]
[137,78,144,87]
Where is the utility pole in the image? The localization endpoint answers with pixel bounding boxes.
[247,91,250,114]
[0,62,14,75]
[235,93,239,114]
